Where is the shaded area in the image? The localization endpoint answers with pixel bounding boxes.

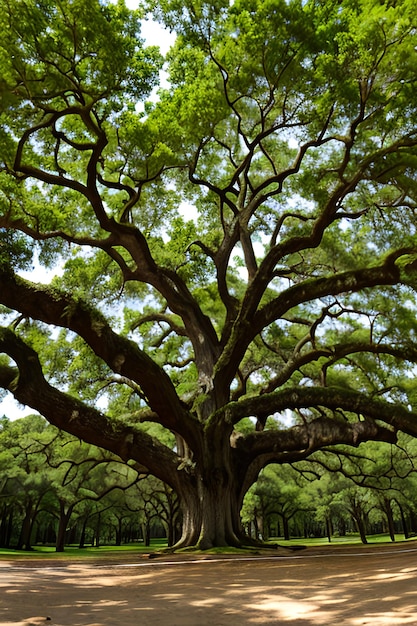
[2,546,417,625]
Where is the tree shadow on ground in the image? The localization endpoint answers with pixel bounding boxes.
[2,547,417,625]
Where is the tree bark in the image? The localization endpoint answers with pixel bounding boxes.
[175,460,243,550]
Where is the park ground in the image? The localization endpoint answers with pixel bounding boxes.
[2,542,417,625]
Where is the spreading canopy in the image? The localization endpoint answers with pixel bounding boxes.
[1,0,417,547]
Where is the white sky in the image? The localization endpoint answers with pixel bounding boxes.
[141,19,176,56]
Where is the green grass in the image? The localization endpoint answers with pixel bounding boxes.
[1,534,415,559]
[0,539,168,559]
[268,533,415,548]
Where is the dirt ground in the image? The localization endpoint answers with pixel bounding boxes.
[2,543,417,626]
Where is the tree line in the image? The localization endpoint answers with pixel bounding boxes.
[0,415,181,551]
[243,456,417,545]
[3,414,417,552]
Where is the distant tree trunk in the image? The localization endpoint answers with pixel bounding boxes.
[0,508,13,548]
[266,518,274,541]
[17,505,36,550]
[165,519,175,547]
[56,519,66,552]
[409,510,417,535]
[353,516,368,544]
[252,508,261,541]
[0,508,7,547]
[141,521,151,546]
[78,517,89,548]
[326,518,332,543]
[282,516,290,541]
[382,498,396,542]
[338,517,347,536]
[397,503,409,540]
[95,513,101,548]
[114,517,123,546]
[155,485,180,547]
[125,523,135,544]
[276,519,281,538]
[56,502,75,552]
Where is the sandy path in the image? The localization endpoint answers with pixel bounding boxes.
[2,545,417,625]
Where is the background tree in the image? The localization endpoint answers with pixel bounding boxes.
[0,415,147,550]
[0,415,53,549]
[142,479,181,547]
[244,465,313,540]
[44,434,141,551]
[2,0,417,549]
[335,482,373,544]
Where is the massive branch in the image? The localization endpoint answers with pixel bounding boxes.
[233,414,398,499]
[0,327,188,491]
[261,340,417,394]
[254,251,411,335]
[0,269,202,446]
[236,415,397,462]
[225,386,417,438]
[10,104,221,374]
[214,249,414,389]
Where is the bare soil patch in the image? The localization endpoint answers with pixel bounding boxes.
[2,543,417,625]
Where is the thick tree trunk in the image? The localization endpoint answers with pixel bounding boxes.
[174,466,243,550]
[198,484,240,549]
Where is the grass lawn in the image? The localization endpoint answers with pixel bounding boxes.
[269,533,415,548]
[0,539,168,559]
[1,534,416,559]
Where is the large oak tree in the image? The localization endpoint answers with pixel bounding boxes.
[2,0,417,548]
